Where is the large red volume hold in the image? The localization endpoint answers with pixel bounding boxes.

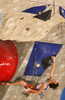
[0,40,18,84]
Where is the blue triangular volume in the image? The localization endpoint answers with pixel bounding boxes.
[24,42,63,77]
[59,6,65,18]
[60,88,65,100]
[22,5,50,15]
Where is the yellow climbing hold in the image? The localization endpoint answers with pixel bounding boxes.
[46,5,48,8]
[36,63,40,67]
[39,12,41,15]
[53,52,55,54]
[62,9,64,13]
[60,18,64,21]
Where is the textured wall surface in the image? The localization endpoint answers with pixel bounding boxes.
[0,0,65,100]
[0,0,65,41]
[0,22,65,100]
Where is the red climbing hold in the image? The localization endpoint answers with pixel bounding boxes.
[0,40,18,84]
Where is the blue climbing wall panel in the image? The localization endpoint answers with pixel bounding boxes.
[24,42,63,76]
[60,88,65,100]
[59,6,65,18]
[22,5,50,15]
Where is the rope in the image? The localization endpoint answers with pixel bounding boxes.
[53,0,55,16]
[31,42,38,84]
[34,42,39,84]
[35,42,37,77]
[32,41,37,77]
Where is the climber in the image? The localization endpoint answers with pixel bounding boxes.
[1,56,59,95]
